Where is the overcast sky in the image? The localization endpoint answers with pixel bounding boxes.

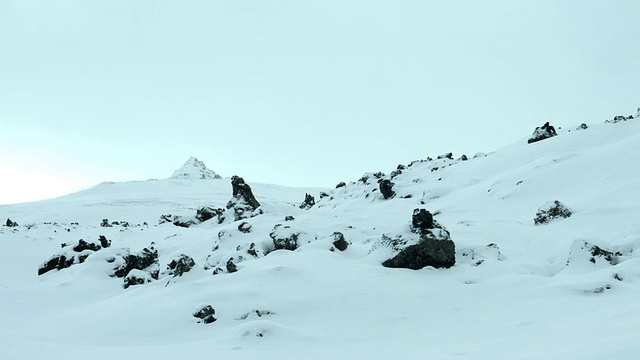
[1,0,639,204]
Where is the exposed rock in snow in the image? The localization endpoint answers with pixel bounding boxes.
[194,305,217,324]
[567,240,621,268]
[167,254,196,277]
[226,176,262,221]
[299,193,315,209]
[528,122,557,144]
[270,224,316,251]
[534,200,572,225]
[332,232,349,251]
[112,245,160,287]
[4,218,18,227]
[170,157,222,180]
[38,237,109,275]
[379,179,395,199]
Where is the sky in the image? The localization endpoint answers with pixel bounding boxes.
[1,0,639,204]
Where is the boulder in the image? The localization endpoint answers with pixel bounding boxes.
[38,254,75,275]
[5,218,18,227]
[98,235,111,248]
[534,200,572,225]
[73,239,102,252]
[336,182,346,189]
[167,255,196,277]
[567,240,621,268]
[237,222,252,233]
[379,179,395,199]
[124,269,156,289]
[195,206,220,222]
[300,193,316,209]
[527,122,557,144]
[270,225,300,251]
[332,232,349,251]
[193,305,217,324]
[230,175,260,210]
[411,208,434,233]
[112,246,159,279]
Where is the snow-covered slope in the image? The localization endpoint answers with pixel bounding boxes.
[2,120,640,360]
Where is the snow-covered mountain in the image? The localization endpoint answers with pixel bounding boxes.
[170,156,222,180]
[1,117,640,360]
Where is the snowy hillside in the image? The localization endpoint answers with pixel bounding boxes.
[2,119,640,360]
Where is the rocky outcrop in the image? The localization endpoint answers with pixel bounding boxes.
[195,206,221,222]
[382,209,455,270]
[527,122,557,144]
[38,237,110,275]
[112,246,159,288]
[567,240,621,268]
[193,305,217,324]
[534,200,572,225]
[167,255,196,277]
[226,176,262,221]
[300,193,315,209]
[5,218,18,227]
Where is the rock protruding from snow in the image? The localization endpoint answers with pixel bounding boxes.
[5,218,18,227]
[226,176,261,221]
[194,305,217,324]
[195,206,221,223]
[167,255,196,277]
[379,179,395,199]
[567,240,620,269]
[38,237,109,275]
[534,200,572,225]
[527,122,557,144]
[300,193,315,209]
[269,224,316,252]
[112,245,160,288]
[170,157,222,180]
[332,232,349,251]
[382,208,455,270]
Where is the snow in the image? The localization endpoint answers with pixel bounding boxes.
[2,120,640,359]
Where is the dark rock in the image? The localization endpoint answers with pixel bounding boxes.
[159,214,174,224]
[336,182,346,189]
[73,239,101,253]
[167,255,196,277]
[247,243,259,258]
[194,305,217,324]
[230,175,260,210]
[332,232,349,251]
[270,225,300,251]
[195,207,220,222]
[238,222,252,233]
[123,270,157,289]
[98,235,111,248]
[226,258,238,273]
[285,215,295,221]
[460,154,468,161]
[113,246,159,279]
[100,219,112,227]
[173,217,198,228]
[534,200,572,225]
[300,193,316,209]
[437,153,453,160]
[5,218,18,227]
[379,180,395,200]
[382,234,455,270]
[527,122,557,144]
[38,254,75,275]
[319,192,330,199]
[411,208,434,233]
[577,123,588,130]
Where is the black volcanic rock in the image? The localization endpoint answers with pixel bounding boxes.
[534,200,572,225]
[38,254,75,275]
[5,218,18,227]
[196,206,220,222]
[411,209,434,233]
[167,255,196,277]
[332,232,349,251]
[113,246,159,279]
[194,305,217,324]
[379,179,395,199]
[528,122,557,144]
[300,193,316,210]
[230,176,260,210]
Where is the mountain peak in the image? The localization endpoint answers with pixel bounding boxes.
[170,157,222,180]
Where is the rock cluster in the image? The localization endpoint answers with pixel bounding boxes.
[38,237,110,275]
[534,200,572,225]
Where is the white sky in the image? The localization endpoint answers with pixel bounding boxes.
[1,0,639,204]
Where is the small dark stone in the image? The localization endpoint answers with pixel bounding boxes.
[336,182,346,189]
[5,218,18,227]
[437,153,453,160]
[100,219,111,227]
[332,232,349,251]
[194,305,217,324]
[460,154,468,161]
[379,180,395,200]
[195,207,219,222]
[527,122,558,144]
[270,225,299,251]
[319,192,330,199]
[113,247,159,278]
[247,243,259,258]
[577,123,588,130]
[534,200,572,225]
[284,216,295,221]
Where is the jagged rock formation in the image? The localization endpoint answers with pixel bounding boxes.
[567,240,621,268]
[112,245,160,288]
[193,305,217,324]
[226,176,261,221]
[5,218,18,227]
[170,157,222,180]
[300,193,315,209]
[332,232,349,251]
[38,237,110,275]
[528,122,557,144]
[534,200,572,225]
[167,255,196,277]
